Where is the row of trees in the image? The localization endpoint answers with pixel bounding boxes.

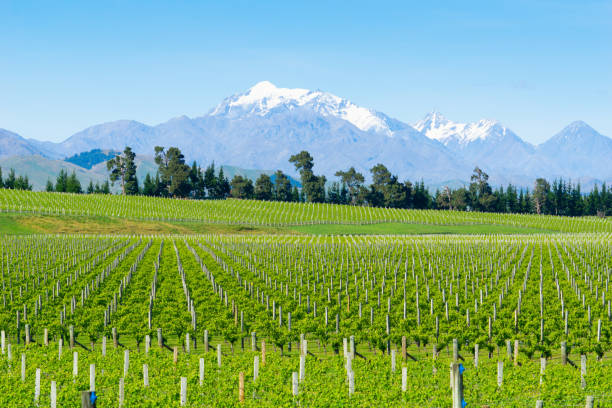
[0,167,32,191]
[4,146,609,217]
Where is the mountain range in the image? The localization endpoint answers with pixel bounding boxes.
[1,81,611,190]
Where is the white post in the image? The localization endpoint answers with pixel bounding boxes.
[123,349,130,377]
[402,366,407,392]
[180,377,187,406]
[497,361,503,387]
[348,369,355,396]
[73,351,78,379]
[343,338,348,358]
[7,343,12,361]
[186,333,190,354]
[292,371,299,396]
[102,336,106,357]
[217,344,222,367]
[143,364,149,387]
[35,368,41,402]
[58,339,62,360]
[50,381,57,408]
[540,358,546,384]
[21,353,26,382]
[119,377,125,407]
[299,354,305,382]
[254,355,259,382]
[474,343,479,368]
[1,330,4,354]
[145,335,150,354]
[391,349,396,373]
[90,363,96,391]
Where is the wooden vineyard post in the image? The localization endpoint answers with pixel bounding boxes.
[124,350,130,377]
[204,330,209,353]
[585,396,594,408]
[25,324,30,345]
[451,363,464,408]
[402,336,406,361]
[180,377,187,406]
[69,325,75,349]
[262,340,266,366]
[514,340,519,366]
[102,336,106,357]
[112,327,117,348]
[452,338,458,362]
[561,342,567,365]
[217,344,222,367]
[581,355,586,389]
[239,372,245,403]
[145,335,150,354]
[251,332,256,352]
[44,328,49,346]
[143,364,149,387]
[158,328,163,349]
[173,346,178,365]
[81,391,95,408]
[118,378,125,408]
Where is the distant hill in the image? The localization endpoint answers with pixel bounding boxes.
[65,149,120,169]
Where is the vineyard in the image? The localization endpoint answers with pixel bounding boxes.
[1,189,611,232]
[0,230,611,406]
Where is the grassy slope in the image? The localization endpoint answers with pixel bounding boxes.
[0,213,556,235]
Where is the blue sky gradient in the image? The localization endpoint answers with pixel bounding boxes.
[1,0,610,143]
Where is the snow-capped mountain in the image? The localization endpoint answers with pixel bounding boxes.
[0,81,610,188]
[210,81,414,137]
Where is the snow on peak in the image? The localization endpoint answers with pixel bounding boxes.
[210,81,396,136]
[415,112,506,145]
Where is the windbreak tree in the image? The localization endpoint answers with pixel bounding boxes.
[254,174,273,201]
[154,146,191,197]
[107,146,139,195]
[289,150,326,203]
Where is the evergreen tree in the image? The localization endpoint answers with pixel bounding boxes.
[66,171,82,193]
[87,181,95,194]
[254,174,273,201]
[142,174,157,196]
[0,167,3,188]
[107,146,138,195]
[203,163,217,198]
[214,168,231,199]
[273,170,292,201]
[230,175,254,199]
[154,146,191,197]
[335,167,365,205]
[45,179,54,192]
[289,151,326,203]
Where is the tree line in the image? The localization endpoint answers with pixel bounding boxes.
[2,146,610,217]
[0,167,32,191]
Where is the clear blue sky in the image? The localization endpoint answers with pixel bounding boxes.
[1,0,610,143]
